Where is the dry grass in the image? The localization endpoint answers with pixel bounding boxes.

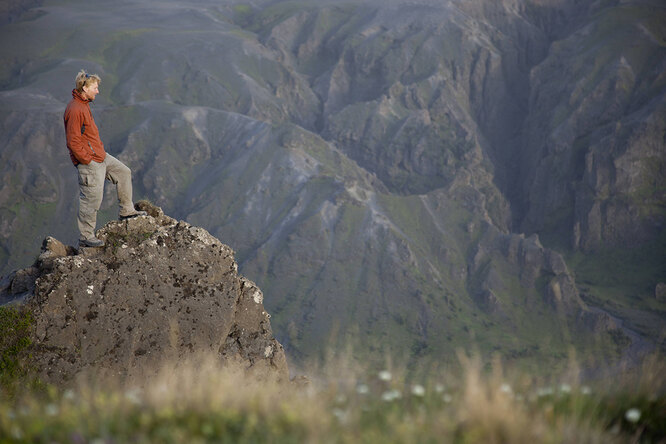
[0,350,664,443]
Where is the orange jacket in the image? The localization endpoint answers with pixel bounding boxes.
[63,89,106,165]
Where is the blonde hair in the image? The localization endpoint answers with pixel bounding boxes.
[75,69,101,92]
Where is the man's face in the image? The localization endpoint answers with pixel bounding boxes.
[82,81,99,101]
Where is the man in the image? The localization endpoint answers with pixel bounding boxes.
[64,69,146,247]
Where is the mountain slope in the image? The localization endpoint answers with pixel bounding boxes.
[1,0,663,370]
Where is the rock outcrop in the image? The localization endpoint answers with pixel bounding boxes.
[469,222,590,319]
[0,202,288,384]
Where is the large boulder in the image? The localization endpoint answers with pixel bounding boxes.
[0,202,288,384]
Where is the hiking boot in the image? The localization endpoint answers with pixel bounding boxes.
[79,237,105,248]
[119,210,148,221]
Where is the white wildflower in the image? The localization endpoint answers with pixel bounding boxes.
[356,384,369,395]
[559,383,571,394]
[411,384,426,397]
[581,386,592,395]
[435,383,445,394]
[381,389,402,402]
[45,404,59,416]
[536,387,554,398]
[332,408,348,424]
[500,383,513,395]
[443,394,453,403]
[63,389,76,401]
[378,370,392,382]
[625,408,641,423]
[125,388,142,405]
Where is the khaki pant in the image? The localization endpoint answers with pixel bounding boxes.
[77,154,136,240]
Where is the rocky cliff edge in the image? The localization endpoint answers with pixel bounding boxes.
[0,201,288,384]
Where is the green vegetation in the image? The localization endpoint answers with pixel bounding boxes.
[294,5,361,76]
[245,1,316,35]
[0,306,33,390]
[230,2,255,28]
[233,4,252,16]
[567,232,666,344]
[564,4,666,110]
[0,353,664,443]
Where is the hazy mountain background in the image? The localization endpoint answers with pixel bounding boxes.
[1,0,664,372]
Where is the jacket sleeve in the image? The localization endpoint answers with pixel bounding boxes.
[65,108,93,165]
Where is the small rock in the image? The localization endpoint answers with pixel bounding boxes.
[656,282,666,302]
[38,237,76,270]
[42,236,69,257]
[9,267,39,294]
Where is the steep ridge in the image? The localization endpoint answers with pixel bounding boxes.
[0,202,288,384]
[518,1,666,252]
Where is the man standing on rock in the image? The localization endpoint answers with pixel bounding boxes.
[64,69,146,248]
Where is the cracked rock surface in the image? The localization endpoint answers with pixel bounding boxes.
[1,202,288,384]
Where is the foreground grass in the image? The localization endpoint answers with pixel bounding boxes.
[0,353,664,443]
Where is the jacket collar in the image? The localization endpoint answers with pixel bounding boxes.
[72,89,91,103]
